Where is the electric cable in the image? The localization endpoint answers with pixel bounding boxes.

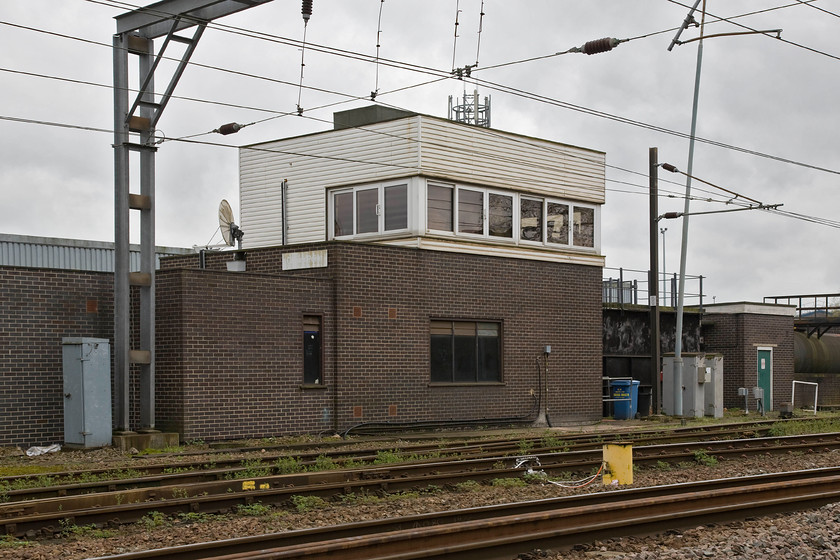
[7,9,840,178]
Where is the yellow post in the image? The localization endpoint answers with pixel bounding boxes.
[602,443,633,485]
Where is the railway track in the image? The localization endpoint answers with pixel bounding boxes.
[0,417,813,499]
[87,466,840,560]
[3,430,840,537]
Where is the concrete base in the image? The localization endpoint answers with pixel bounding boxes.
[112,432,180,452]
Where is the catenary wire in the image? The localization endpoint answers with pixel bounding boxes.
[6,112,837,230]
[8,6,840,178]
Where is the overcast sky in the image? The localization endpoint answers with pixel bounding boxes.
[1,0,838,304]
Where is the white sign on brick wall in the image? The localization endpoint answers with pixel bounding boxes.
[282,250,328,271]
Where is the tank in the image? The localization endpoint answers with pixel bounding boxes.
[794,332,840,373]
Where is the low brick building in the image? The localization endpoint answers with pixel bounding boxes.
[701,303,796,411]
[156,241,603,439]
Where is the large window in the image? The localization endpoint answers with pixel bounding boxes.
[430,320,501,383]
[426,183,595,250]
[331,183,408,238]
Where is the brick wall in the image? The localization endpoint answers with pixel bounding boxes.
[163,242,603,438]
[155,268,334,440]
[0,267,113,446]
[702,312,794,410]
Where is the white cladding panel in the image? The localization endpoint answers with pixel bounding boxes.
[240,119,421,248]
[239,115,605,248]
[416,117,605,203]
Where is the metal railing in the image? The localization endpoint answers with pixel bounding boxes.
[603,266,705,309]
[763,293,840,320]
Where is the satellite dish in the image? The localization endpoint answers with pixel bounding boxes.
[218,199,244,249]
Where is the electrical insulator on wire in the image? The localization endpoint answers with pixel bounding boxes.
[570,37,626,55]
[216,123,242,135]
[661,163,679,173]
[302,0,313,23]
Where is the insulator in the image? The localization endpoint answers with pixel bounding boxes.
[661,163,679,173]
[581,37,619,55]
[301,0,313,22]
[218,123,242,135]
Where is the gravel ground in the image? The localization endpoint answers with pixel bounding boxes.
[2,435,840,559]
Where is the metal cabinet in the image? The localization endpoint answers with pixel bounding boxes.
[62,338,112,447]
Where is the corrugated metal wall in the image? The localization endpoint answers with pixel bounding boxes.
[239,114,605,249]
[0,234,193,272]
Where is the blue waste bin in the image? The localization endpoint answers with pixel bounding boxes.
[610,379,640,420]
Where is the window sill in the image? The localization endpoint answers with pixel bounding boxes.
[300,384,328,390]
[428,382,505,387]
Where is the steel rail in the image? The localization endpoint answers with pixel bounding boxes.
[88,467,840,560]
[4,432,840,536]
[0,419,816,503]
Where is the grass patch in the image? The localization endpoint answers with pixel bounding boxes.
[654,460,672,471]
[230,458,272,479]
[275,456,303,474]
[177,511,216,524]
[373,449,403,465]
[693,450,719,467]
[139,511,169,530]
[290,494,328,512]
[340,491,382,505]
[0,535,34,549]
[236,502,273,516]
[767,418,840,437]
[490,477,527,488]
[308,455,337,472]
[59,520,116,539]
[454,480,481,493]
[540,434,570,452]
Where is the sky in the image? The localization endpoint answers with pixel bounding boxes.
[1,0,838,304]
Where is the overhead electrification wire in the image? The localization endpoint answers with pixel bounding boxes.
[795,0,840,19]
[8,111,836,229]
[11,4,840,179]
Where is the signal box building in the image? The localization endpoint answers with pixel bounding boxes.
[154,106,608,440]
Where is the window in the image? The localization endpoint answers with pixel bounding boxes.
[573,207,595,247]
[334,192,353,237]
[356,189,378,234]
[303,315,322,385]
[488,193,513,238]
[384,185,408,231]
[331,183,409,238]
[520,198,543,242]
[458,189,484,234]
[427,184,453,231]
[546,202,569,245]
[430,320,501,383]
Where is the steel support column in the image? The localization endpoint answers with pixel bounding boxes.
[113,0,275,432]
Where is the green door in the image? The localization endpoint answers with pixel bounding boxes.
[757,349,773,411]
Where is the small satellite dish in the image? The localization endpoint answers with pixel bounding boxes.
[218,199,244,249]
